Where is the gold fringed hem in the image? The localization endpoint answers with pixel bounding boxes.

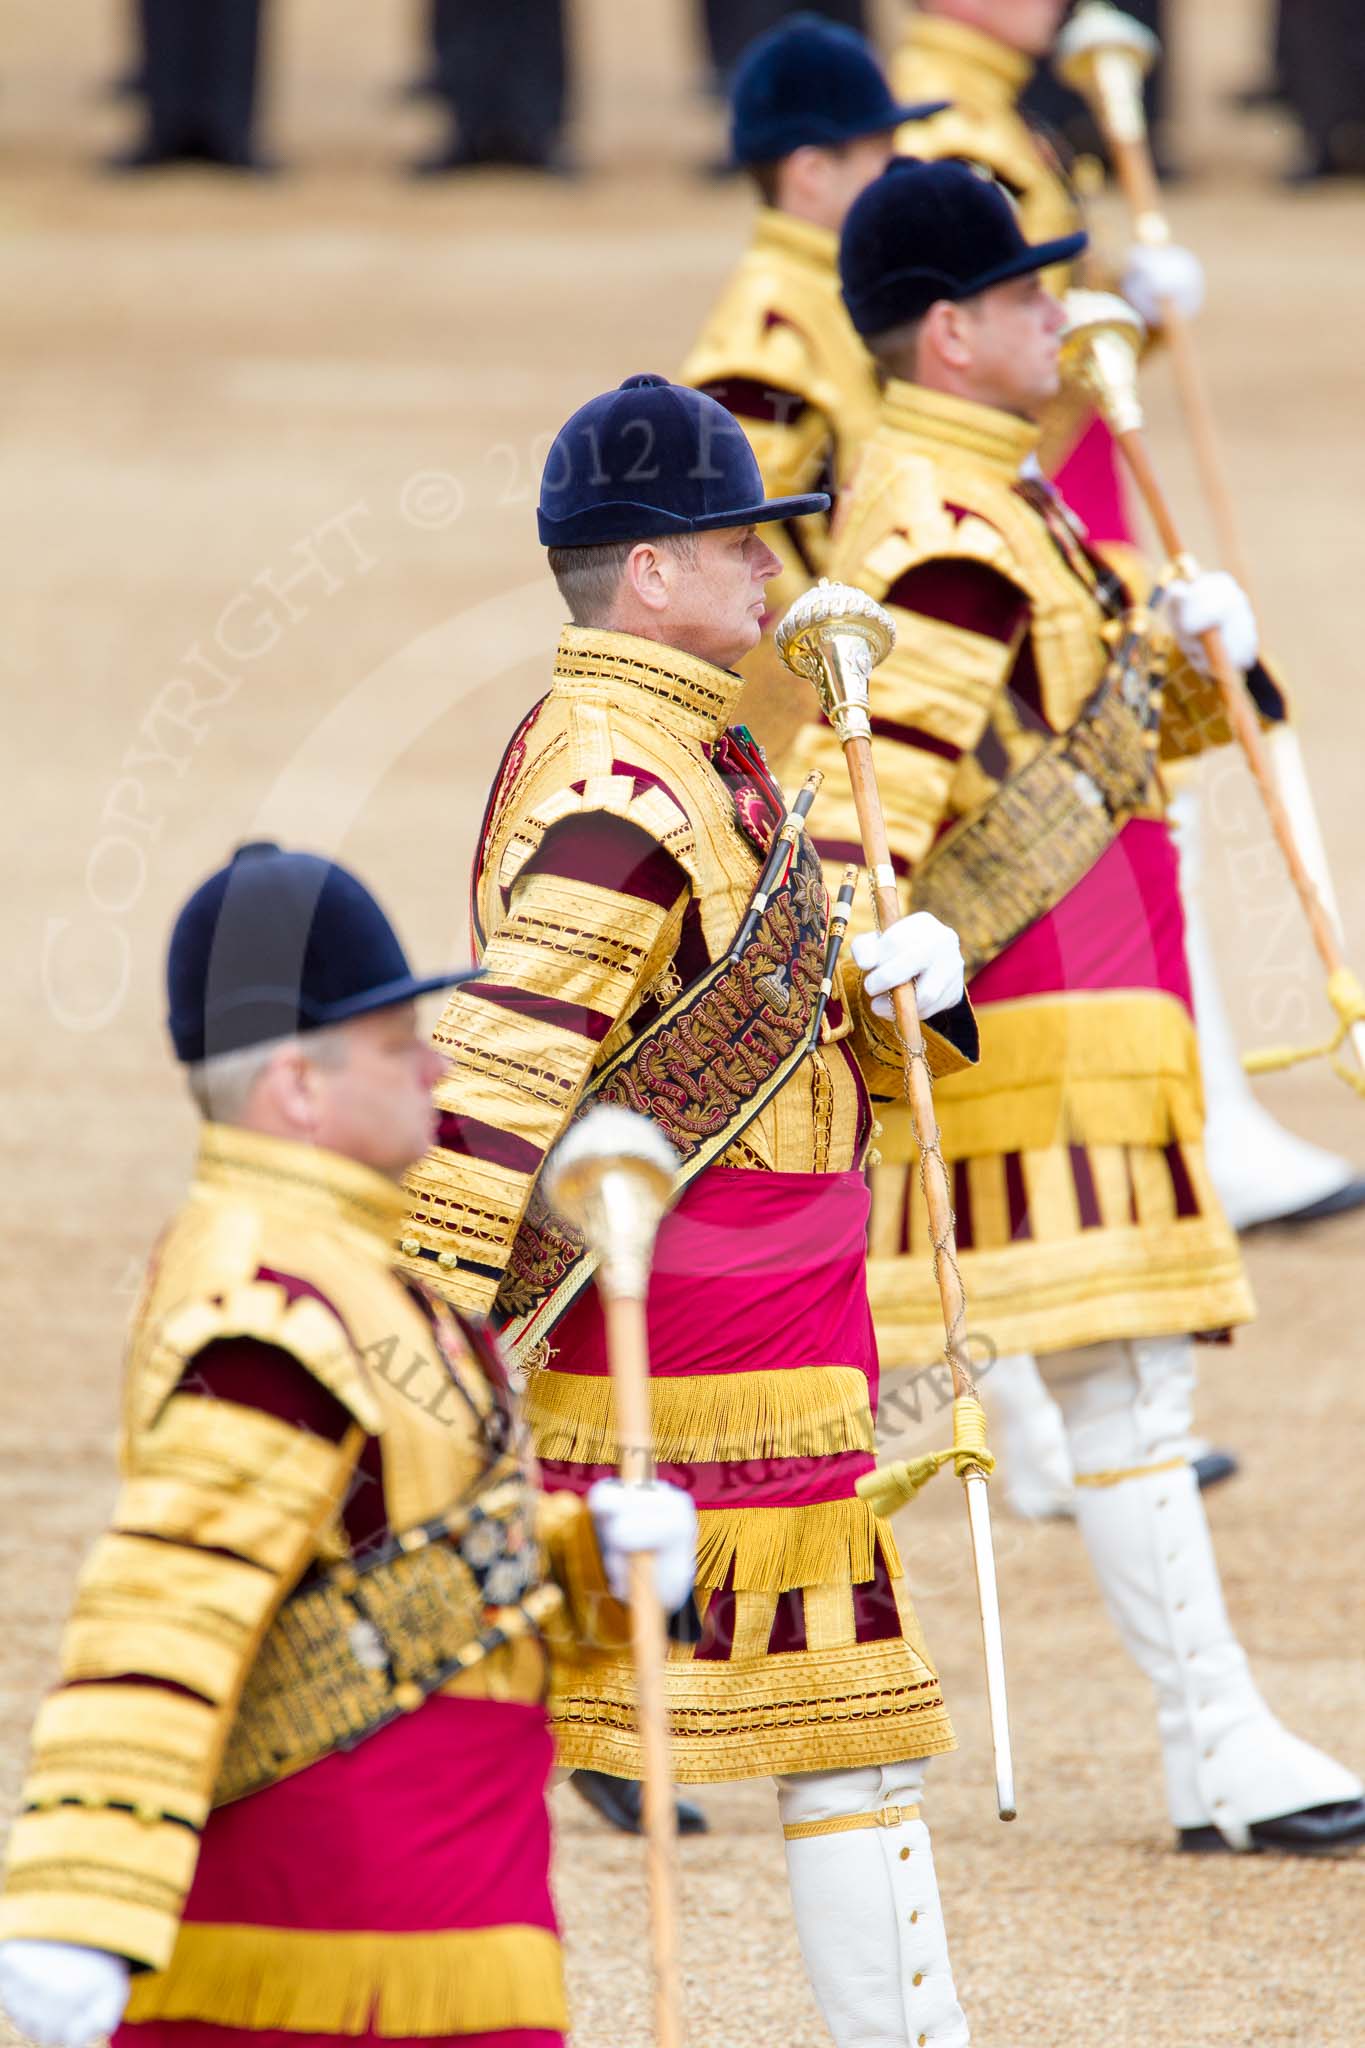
[694,1498,901,1594]
[551,1635,955,1784]
[124,1922,567,2036]
[526,1364,875,1466]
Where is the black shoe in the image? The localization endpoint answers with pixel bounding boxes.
[102,140,187,172]
[570,1770,709,1836]
[1255,1174,1365,1225]
[1281,148,1365,190]
[103,139,279,175]
[1179,1798,1365,1855]
[408,137,578,178]
[1192,1449,1239,1491]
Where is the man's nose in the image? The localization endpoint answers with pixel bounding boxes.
[756,541,784,581]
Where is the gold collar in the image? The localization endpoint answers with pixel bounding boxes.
[902,15,1034,103]
[195,1123,408,1253]
[751,208,839,278]
[880,380,1041,480]
[552,626,745,742]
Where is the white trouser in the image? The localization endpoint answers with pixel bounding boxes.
[777,1759,969,2047]
[1172,777,1355,1226]
[980,1351,1076,1517]
[1037,1334,1361,1842]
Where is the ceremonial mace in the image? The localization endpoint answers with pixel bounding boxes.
[1055,1,1250,588]
[1057,1,1362,1030]
[1061,295,1365,1085]
[776,583,1017,1823]
[543,1107,687,2048]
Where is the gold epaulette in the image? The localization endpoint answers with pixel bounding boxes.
[130,1278,382,1445]
[480,629,762,966]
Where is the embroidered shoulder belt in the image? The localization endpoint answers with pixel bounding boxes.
[214,1474,558,1806]
[493,832,833,1360]
[911,629,1162,977]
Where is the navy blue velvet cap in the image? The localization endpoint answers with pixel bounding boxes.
[730,13,947,166]
[840,157,1088,337]
[537,373,829,549]
[167,841,480,1064]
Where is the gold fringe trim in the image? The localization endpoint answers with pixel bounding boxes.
[526,1365,875,1466]
[124,1922,567,2036]
[695,1498,900,1594]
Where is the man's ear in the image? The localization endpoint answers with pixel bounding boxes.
[925,299,973,375]
[258,1044,319,1135]
[779,144,824,208]
[624,541,672,615]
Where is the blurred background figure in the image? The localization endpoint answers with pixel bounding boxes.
[1279,0,1365,184]
[110,0,270,171]
[699,1,868,93]
[1021,0,1172,174]
[413,0,572,174]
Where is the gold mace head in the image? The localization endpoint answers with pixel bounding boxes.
[541,1105,680,1304]
[1055,2,1160,149]
[1059,289,1147,439]
[775,579,896,745]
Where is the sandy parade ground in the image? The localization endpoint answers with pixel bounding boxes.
[2,1,1364,2042]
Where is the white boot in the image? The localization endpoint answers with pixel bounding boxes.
[981,1351,1076,1519]
[1042,1335,1362,1844]
[777,1759,969,2047]
[1172,779,1360,1228]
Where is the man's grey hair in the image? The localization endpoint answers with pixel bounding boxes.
[547,532,700,626]
[864,315,928,379]
[185,1023,351,1123]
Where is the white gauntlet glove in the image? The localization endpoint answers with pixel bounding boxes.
[851,912,965,1022]
[1120,241,1206,327]
[588,1478,698,1614]
[0,1940,130,2048]
[1166,570,1259,676]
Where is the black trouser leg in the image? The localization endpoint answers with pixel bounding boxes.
[139,0,262,160]
[701,0,868,85]
[440,0,566,161]
[1281,0,1365,168]
[1024,0,1166,158]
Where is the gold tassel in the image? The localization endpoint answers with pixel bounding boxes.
[694,1498,901,1593]
[125,1922,567,2035]
[525,1364,875,1466]
[856,1395,996,1516]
